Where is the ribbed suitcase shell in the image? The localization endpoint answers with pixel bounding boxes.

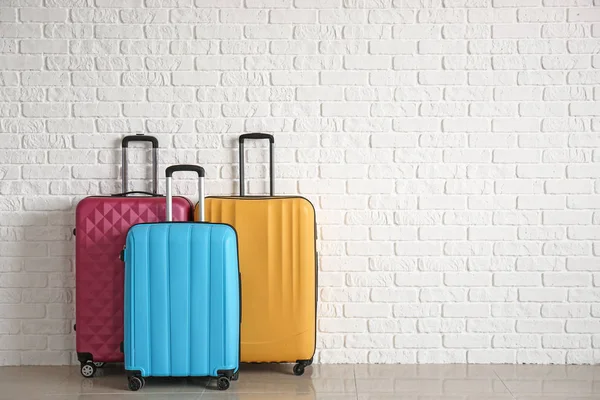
[124,222,240,378]
[75,196,191,364]
[201,196,316,363]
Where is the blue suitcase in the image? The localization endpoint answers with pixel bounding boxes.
[123,165,240,391]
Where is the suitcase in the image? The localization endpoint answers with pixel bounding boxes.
[123,164,240,392]
[202,133,317,376]
[75,135,192,378]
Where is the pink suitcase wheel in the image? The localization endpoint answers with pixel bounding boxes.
[80,362,96,378]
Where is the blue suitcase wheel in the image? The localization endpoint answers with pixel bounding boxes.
[128,376,144,391]
[217,377,230,390]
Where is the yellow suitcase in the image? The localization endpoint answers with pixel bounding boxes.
[196,133,316,376]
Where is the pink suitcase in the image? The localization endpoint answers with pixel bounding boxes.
[75,135,192,378]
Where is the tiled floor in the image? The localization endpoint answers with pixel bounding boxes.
[0,363,598,400]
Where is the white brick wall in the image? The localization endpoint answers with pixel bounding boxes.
[0,0,599,366]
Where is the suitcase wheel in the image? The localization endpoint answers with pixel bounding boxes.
[128,376,144,391]
[293,364,305,376]
[80,362,96,378]
[93,362,105,368]
[232,371,239,381]
[217,376,230,391]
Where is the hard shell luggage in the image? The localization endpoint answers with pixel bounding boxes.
[75,135,192,378]
[202,133,317,376]
[124,165,240,392]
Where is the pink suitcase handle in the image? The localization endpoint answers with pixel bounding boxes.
[121,135,159,195]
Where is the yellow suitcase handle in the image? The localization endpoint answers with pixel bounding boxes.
[239,133,274,197]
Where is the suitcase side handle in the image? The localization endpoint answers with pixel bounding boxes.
[239,133,274,197]
[121,134,159,195]
[165,164,206,222]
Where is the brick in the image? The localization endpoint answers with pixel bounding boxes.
[394,55,442,70]
[369,40,415,56]
[394,334,441,349]
[568,196,600,210]
[345,55,391,70]
[444,334,491,350]
[443,24,490,39]
[418,319,466,334]
[566,320,600,333]
[420,288,467,303]
[221,9,266,23]
[518,350,567,364]
[443,118,488,132]
[419,71,466,85]
[469,40,516,54]
[492,24,539,38]
[48,88,94,102]
[493,304,541,317]
[542,304,590,318]
[370,226,417,241]
[517,319,564,333]
[571,102,600,116]
[44,23,88,39]
[20,7,66,22]
[370,9,414,23]
[567,257,600,271]
[344,304,390,318]
[568,7,600,21]
[271,10,316,24]
[543,272,591,287]
[169,8,216,23]
[470,288,518,302]
[569,289,600,302]
[371,72,416,86]
[393,24,439,40]
[518,227,565,241]
[544,335,590,349]
[319,318,367,333]
[519,71,565,85]
[22,104,69,118]
[519,288,567,302]
[494,334,540,348]
[567,39,600,54]
[418,9,465,23]
[73,103,119,117]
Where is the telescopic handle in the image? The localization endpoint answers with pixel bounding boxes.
[121,135,159,194]
[165,165,206,222]
[238,133,274,196]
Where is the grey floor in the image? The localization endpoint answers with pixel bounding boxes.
[0,364,598,400]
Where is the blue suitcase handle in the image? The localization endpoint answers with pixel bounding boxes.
[166,165,205,178]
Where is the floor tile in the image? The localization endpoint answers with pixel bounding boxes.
[357,395,513,400]
[200,364,356,395]
[2,363,600,400]
[354,364,509,397]
[43,395,202,400]
[354,364,499,379]
[496,365,600,397]
[48,366,209,395]
[201,394,353,400]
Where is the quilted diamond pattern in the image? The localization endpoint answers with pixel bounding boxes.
[75,196,191,362]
